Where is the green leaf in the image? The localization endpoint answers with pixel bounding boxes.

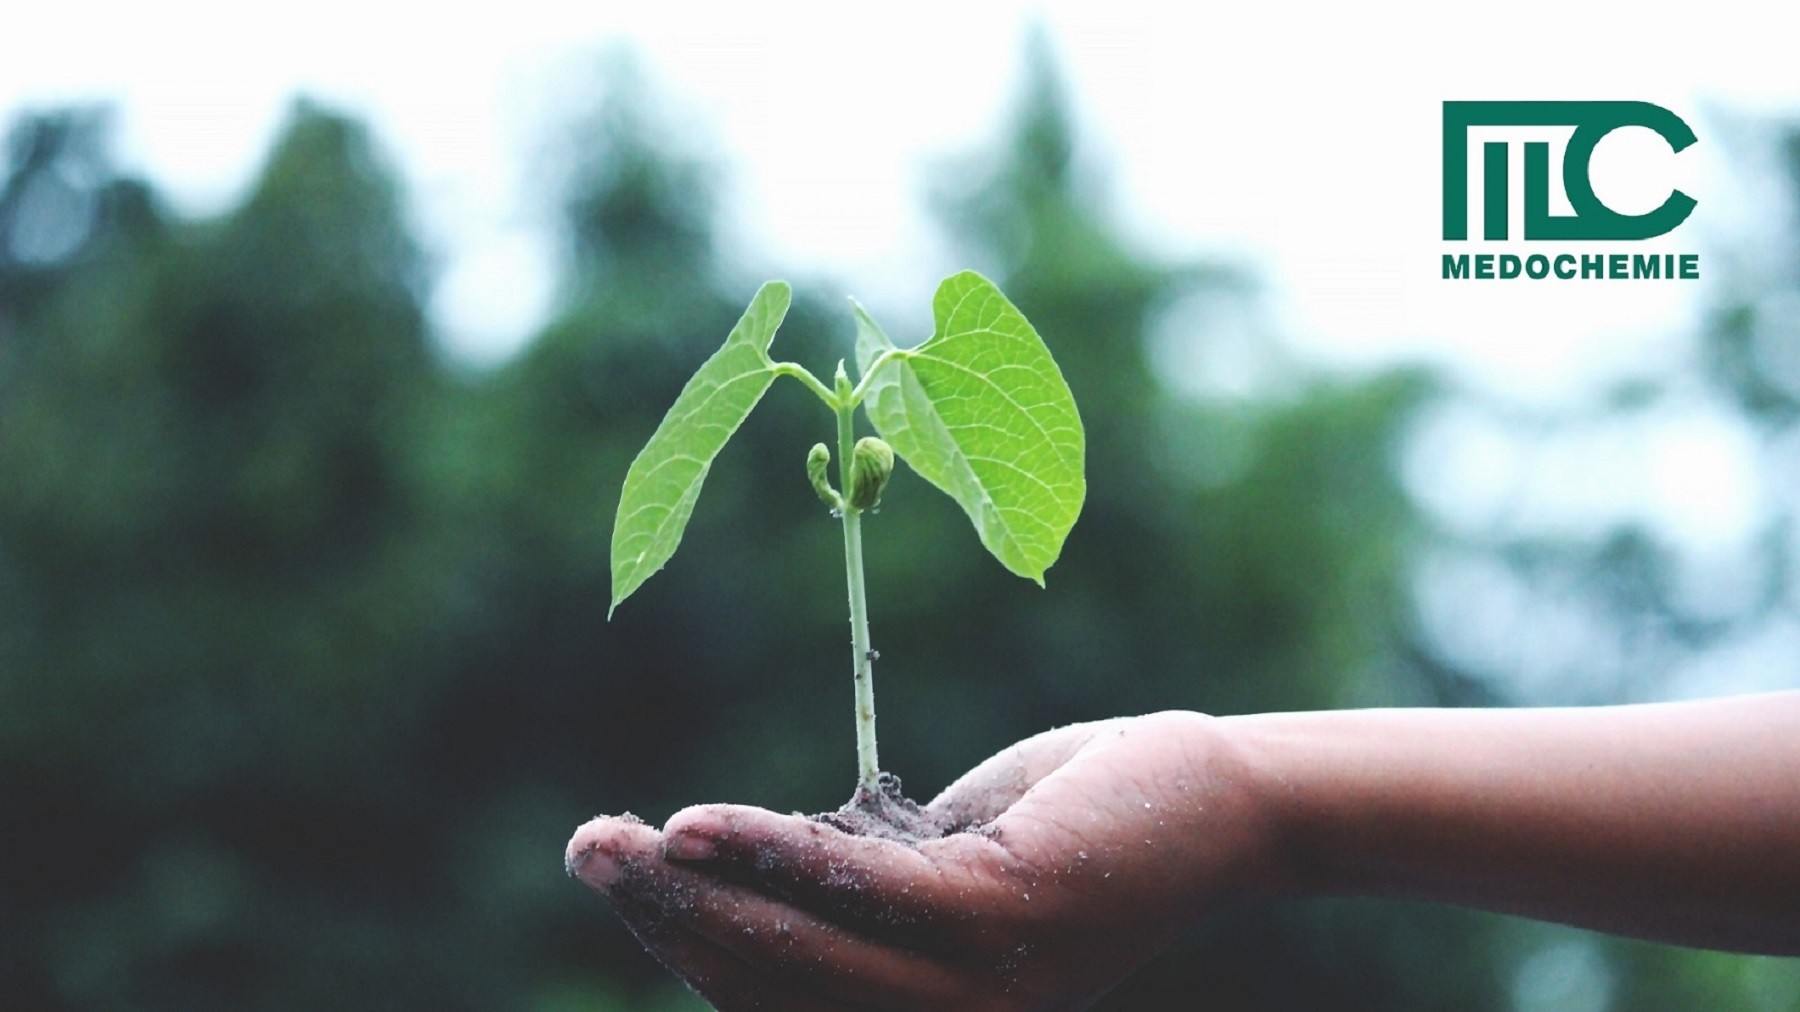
[854,271,1085,585]
[610,281,791,615]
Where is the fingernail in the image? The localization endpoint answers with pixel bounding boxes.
[568,841,622,888]
[664,830,717,862]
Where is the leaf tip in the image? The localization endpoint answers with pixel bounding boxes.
[937,268,995,296]
[607,583,632,620]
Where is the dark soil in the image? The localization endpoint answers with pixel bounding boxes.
[811,771,968,845]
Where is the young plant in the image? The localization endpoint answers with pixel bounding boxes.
[609,271,1084,801]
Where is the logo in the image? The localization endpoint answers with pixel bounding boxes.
[1441,101,1700,281]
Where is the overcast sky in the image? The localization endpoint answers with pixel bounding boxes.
[7,1,1797,393]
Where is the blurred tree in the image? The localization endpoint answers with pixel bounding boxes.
[0,100,484,1008]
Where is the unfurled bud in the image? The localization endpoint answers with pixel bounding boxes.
[847,437,894,510]
[807,443,841,509]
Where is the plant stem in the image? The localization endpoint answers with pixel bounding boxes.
[846,348,906,404]
[835,394,880,792]
[772,361,837,407]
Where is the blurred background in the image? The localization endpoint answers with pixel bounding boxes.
[3,4,1799,1009]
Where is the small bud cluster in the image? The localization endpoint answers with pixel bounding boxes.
[805,437,894,512]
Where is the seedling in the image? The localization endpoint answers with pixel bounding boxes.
[609,271,1084,817]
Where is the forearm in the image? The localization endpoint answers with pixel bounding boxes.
[1221,693,1800,954]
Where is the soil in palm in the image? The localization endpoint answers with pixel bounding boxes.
[812,771,970,845]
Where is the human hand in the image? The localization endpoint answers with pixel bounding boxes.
[565,711,1286,1010]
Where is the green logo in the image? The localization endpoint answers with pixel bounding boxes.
[1442,101,1697,241]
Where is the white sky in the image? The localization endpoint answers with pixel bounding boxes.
[6,0,1798,390]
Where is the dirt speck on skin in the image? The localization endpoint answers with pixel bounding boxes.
[812,772,971,844]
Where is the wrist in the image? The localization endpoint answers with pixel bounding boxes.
[1212,711,1339,901]
[1148,710,1312,907]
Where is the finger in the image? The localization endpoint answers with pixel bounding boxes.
[569,817,866,1010]
[926,719,1123,826]
[662,805,1016,939]
[568,814,672,893]
[614,832,978,1008]
[609,887,860,1012]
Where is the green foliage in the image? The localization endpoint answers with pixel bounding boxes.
[611,269,1084,612]
[607,267,1085,790]
[855,272,1085,585]
[608,281,790,614]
